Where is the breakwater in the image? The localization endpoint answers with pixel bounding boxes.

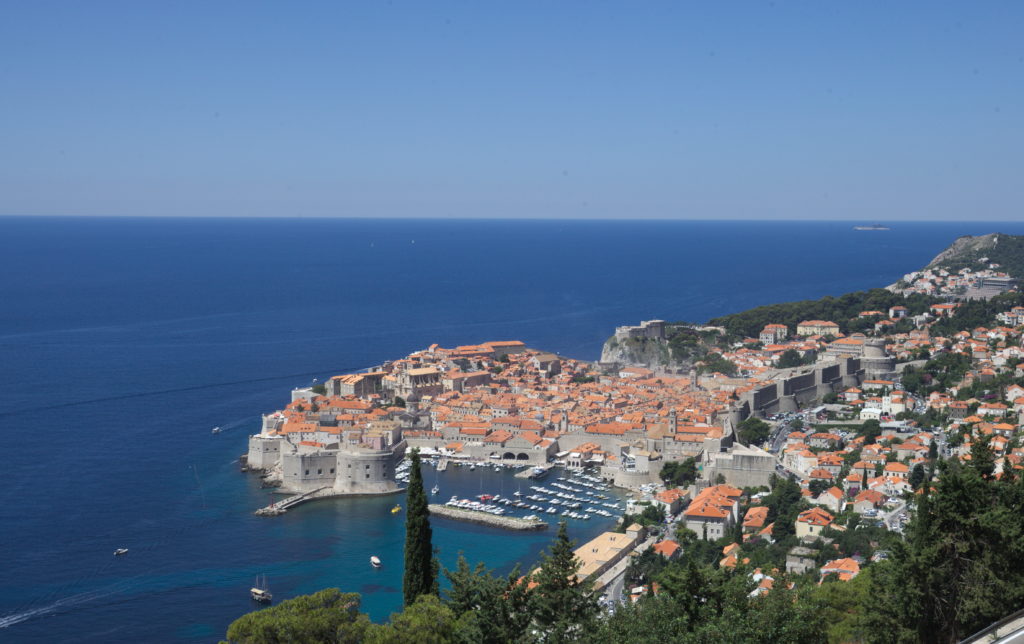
[428,505,548,531]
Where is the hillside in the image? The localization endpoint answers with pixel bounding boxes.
[706,289,936,340]
[927,233,1024,278]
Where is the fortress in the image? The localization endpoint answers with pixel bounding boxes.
[614,319,667,341]
[247,423,407,496]
[732,340,895,423]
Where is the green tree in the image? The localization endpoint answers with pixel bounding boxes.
[528,521,599,642]
[700,352,738,376]
[969,433,996,481]
[738,417,772,446]
[365,594,456,644]
[908,463,925,490]
[777,349,807,369]
[860,419,882,445]
[808,479,831,496]
[864,459,1024,642]
[403,449,436,606]
[660,458,698,488]
[443,555,533,644]
[223,588,370,644]
[765,476,803,540]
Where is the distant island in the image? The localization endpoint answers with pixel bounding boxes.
[853,224,890,230]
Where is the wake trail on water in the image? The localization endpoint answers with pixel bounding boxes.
[0,586,127,629]
[1,481,250,631]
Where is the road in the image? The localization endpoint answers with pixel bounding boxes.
[594,535,657,606]
[880,500,907,531]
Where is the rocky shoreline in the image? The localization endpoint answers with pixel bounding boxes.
[428,504,549,531]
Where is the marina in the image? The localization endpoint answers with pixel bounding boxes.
[422,461,622,530]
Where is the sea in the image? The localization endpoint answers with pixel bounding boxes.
[2,216,1023,642]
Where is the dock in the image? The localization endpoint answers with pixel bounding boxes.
[515,463,554,479]
[255,487,330,516]
[436,458,449,472]
[428,505,548,531]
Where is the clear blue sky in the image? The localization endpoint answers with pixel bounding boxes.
[1,2,1021,220]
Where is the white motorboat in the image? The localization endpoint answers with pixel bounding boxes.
[370,556,382,568]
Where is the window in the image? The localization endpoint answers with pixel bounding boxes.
[317,469,322,475]
[305,470,309,475]
[330,468,335,474]
[366,473,370,479]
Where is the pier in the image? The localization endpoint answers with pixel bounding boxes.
[515,463,553,479]
[429,504,548,531]
[255,487,330,516]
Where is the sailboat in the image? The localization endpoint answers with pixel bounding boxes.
[250,575,272,603]
[431,469,440,495]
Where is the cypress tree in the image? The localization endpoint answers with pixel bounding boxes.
[403,449,435,606]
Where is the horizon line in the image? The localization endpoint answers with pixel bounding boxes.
[1,213,1020,224]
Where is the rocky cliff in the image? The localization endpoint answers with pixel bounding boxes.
[925,233,1001,269]
[600,335,674,366]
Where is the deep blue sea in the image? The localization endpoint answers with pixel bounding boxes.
[2,216,1024,642]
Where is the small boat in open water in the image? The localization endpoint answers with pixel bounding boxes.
[251,575,272,603]
[211,426,221,434]
[370,556,382,568]
[431,484,440,495]
[114,548,128,556]
[391,504,402,514]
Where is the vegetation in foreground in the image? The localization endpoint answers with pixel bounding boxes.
[223,439,1024,644]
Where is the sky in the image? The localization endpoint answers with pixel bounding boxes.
[1,2,1022,220]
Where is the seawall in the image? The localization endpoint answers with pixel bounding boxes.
[428,505,548,531]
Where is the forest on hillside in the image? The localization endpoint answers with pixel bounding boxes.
[707,289,937,339]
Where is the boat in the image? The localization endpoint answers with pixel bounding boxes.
[113,548,128,556]
[391,504,402,514]
[370,556,382,568]
[251,575,272,603]
[211,426,221,434]
[431,484,440,495]
[853,224,890,231]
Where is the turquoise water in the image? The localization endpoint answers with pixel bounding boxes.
[4,216,1024,642]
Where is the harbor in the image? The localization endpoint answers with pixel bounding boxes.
[421,460,623,531]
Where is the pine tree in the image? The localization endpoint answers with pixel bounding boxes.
[908,463,925,490]
[529,521,599,642]
[403,449,436,606]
